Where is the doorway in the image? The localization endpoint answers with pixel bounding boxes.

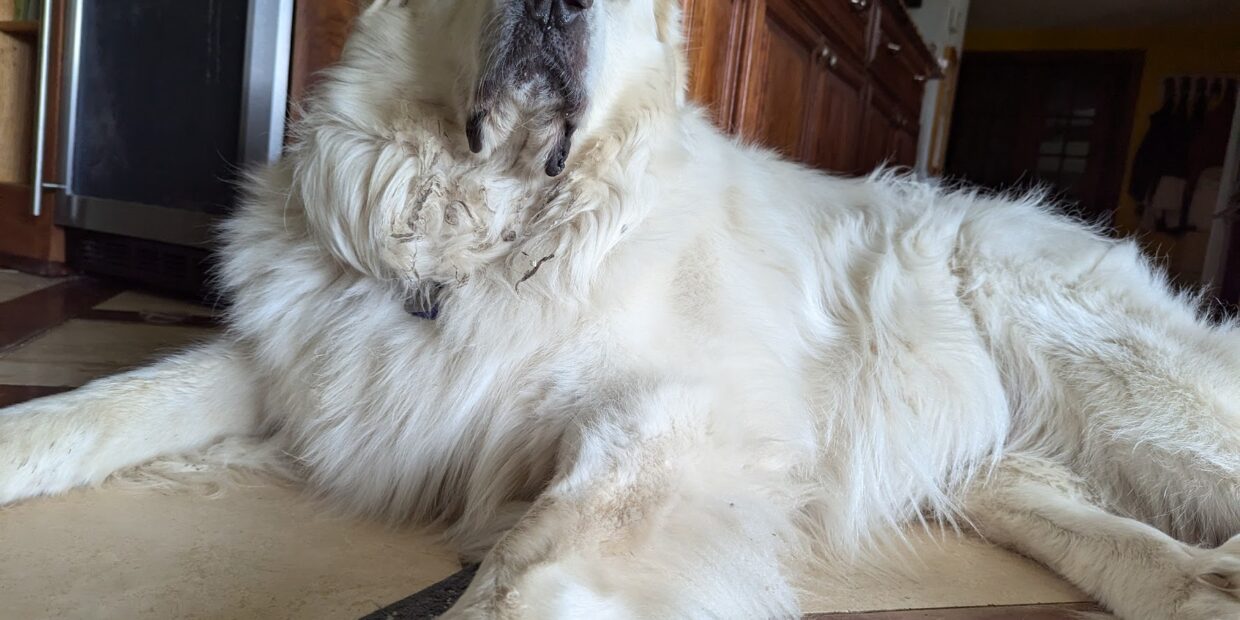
[945,51,1144,223]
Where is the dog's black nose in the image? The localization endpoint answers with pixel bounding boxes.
[526,0,592,26]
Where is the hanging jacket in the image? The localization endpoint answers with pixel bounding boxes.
[1128,78,1178,207]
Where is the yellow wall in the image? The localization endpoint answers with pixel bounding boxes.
[964,25,1240,281]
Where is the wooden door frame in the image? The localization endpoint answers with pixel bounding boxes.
[0,0,67,266]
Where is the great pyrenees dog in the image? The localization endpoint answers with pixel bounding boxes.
[2,1,1239,618]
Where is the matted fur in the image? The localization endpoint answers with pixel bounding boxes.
[1,1,1238,618]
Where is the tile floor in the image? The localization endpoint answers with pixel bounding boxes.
[0,270,1099,619]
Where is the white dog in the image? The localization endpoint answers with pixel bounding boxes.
[2,1,1238,618]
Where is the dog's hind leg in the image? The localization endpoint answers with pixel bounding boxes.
[956,198,1240,539]
[443,381,802,619]
[963,453,1240,620]
[0,338,264,505]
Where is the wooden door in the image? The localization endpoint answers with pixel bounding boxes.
[734,0,823,160]
[945,52,1144,222]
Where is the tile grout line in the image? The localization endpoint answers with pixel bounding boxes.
[803,601,1105,619]
[358,566,1102,620]
[76,308,220,328]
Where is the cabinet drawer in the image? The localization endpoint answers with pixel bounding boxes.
[802,0,873,63]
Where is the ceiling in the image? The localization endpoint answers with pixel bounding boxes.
[967,0,1240,30]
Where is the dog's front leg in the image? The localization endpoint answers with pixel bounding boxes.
[0,339,264,505]
[443,381,801,620]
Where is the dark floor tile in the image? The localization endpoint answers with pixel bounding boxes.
[0,384,73,408]
[0,279,120,352]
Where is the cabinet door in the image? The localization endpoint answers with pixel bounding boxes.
[806,50,867,174]
[858,86,899,172]
[733,0,824,161]
[892,123,918,168]
[732,0,868,174]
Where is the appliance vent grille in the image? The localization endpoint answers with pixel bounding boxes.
[66,229,215,301]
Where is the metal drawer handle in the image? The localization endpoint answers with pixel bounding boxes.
[914,74,927,82]
[818,46,838,67]
[886,41,903,54]
[819,46,830,59]
[31,0,55,217]
[849,0,869,10]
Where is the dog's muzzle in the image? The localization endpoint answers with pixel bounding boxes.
[468,0,593,177]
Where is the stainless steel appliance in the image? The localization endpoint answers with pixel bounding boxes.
[30,0,293,295]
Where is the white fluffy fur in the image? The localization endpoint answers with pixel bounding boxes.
[2,1,1239,618]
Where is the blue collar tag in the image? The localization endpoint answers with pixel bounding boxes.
[404,284,443,320]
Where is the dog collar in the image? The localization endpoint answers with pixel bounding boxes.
[404,283,443,320]
[407,303,440,320]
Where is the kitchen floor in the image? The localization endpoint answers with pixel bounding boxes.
[0,268,1100,619]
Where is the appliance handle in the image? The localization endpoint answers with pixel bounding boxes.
[31,0,56,217]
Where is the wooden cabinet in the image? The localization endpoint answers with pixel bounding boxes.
[686,0,938,174]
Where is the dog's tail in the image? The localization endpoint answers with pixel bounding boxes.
[0,338,280,505]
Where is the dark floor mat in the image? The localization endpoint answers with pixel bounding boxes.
[360,565,479,619]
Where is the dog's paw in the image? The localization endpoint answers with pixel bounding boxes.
[1178,534,1240,620]
[0,395,102,507]
[0,407,49,506]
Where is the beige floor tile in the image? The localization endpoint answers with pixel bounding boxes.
[797,528,1088,613]
[0,320,216,387]
[0,485,459,620]
[0,269,66,304]
[95,291,217,317]
[0,484,1087,619]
